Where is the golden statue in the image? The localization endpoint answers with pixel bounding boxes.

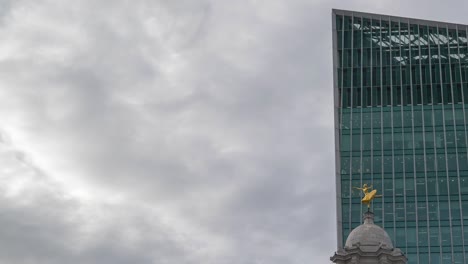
[353,184,382,208]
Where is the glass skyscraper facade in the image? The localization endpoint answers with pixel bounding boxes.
[332,9,468,263]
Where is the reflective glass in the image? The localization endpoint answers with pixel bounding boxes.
[335,12,468,264]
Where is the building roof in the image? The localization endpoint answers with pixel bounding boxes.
[344,211,393,250]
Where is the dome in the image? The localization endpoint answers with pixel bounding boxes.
[345,211,393,249]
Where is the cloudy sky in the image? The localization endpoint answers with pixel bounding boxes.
[0,0,467,263]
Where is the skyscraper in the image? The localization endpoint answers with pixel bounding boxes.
[332,9,468,264]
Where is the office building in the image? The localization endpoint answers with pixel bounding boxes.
[332,9,468,264]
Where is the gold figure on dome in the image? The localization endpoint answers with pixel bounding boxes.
[353,184,382,208]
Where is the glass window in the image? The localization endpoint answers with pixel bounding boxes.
[372,111,381,128]
[426,154,435,172]
[439,201,450,221]
[422,65,430,84]
[407,227,417,247]
[351,111,361,128]
[352,133,361,151]
[418,227,428,246]
[373,156,382,173]
[439,178,448,195]
[351,203,361,222]
[449,177,459,195]
[406,177,415,196]
[452,64,461,83]
[344,31,351,48]
[436,131,445,148]
[441,64,450,84]
[336,15,343,31]
[363,49,371,67]
[414,132,423,149]
[434,109,444,126]
[343,49,352,67]
[415,155,425,171]
[444,107,454,126]
[393,109,402,128]
[395,225,406,246]
[382,178,392,196]
[454,108,464,123]
[341,134,351,151]
[417,178,426,196]
[446,131,456,149]
[341,112,351,129]
[424,84,432,104]
[393,86,401,106]
[343,69,351,87]
[337,30,343,49]
[458,154,468,171]
[372,50,381,68]
[352,86,362,106]
[382,111,392,128]
[425,131,434,149]
[341,157,350,174]
[383,133,392,149]
[403,110,413,127]
[437,154,447,171]
[394,155,404,172]
[447,154,457,171]
[407,254,417,264]
[341,179,350,198]
[352,157,361,173]
[460,177,468,194]
[342,88,351,107]
[424,109,433,126]
[456,131,466,148]
[394,133,403,149]
[395,178,404,196]
[405,155,414,172]
[430,226,440,246]
[414,85,422,105]
[454,83,462,104]
[413,109,423,126]
[352,17,361,30]
[403,85,412,105]
[463,83,468,104]
[433,84,442,104]
[384,156,392,173]
[428,201,438,220]
[453,252,463,264]
[451,200,461,220]
[362,156,371,174]
[384,202,394,222]
[353,68,361,87]
[373,87,382,107]
[353,30,362,49]
[382,67,391,86]
[427,178,437,196]
[362,134,371,151]
[344,16,352,30]
[402,67,410,86]
[404,132,413,149]
[362,84,372,107]
[373,133,382,150]
[441,226,451,245]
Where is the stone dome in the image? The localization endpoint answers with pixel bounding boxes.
[345,211,393,249]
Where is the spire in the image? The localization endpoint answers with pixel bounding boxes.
[363,211,374,224]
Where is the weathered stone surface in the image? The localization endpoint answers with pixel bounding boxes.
[330,211,407,264]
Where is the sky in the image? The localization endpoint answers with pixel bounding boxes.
[0,0,467,263]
